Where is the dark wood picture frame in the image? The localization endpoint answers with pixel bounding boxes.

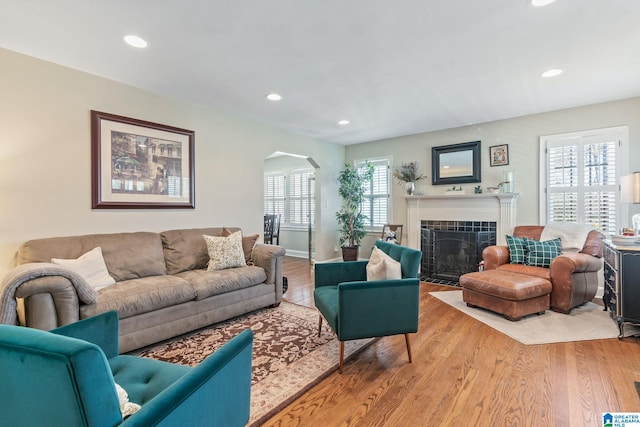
[91,110,195,209]
[489,144,509,167]
[431,141,481,185]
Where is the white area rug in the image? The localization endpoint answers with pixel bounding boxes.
[430,290,624,345]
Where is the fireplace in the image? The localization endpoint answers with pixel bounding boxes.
[421,220,496,285]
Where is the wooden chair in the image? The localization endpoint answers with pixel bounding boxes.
[381,224,403,244]
[264,214,276,244]
[264,214,281,245]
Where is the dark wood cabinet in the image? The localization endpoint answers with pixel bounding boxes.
[603,241,640,338]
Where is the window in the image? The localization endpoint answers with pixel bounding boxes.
[356,158,390,228]
[288,169,316,226]
[541,127,628,234]
[264,169,315,226]
[264,172,285,219]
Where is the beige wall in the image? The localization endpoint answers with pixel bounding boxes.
[2,48,638,276]
[0,48,345,276]
[347,97,640,244]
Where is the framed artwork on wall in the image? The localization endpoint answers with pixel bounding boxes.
[489,144,509,167]
[91,110,195,209]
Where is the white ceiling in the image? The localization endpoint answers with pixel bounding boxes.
[1,1,639,145]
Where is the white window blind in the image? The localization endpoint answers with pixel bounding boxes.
[288,169,315,225]
[264,172,285,218]
[357,159,390,228]
[545,133,619,234]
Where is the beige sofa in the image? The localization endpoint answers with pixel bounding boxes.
[0,227,285,352]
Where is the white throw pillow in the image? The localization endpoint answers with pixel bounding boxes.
[203,231,246,271]
[115,383,141,418]
[366,246,402,281]
[51,247,116,290]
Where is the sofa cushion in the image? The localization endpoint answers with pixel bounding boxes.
[80,275,196,320]
[160,227,228,275]
[51,247,116,291]
[222,228,259,264]
[175,266,267,300]
[204,232,246,271]
[525,238,562,268]
[505,235,529,264]
[17,232,167,282]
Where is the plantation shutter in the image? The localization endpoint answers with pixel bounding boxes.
[264,172,286,218]
[289,169,315,225]
[357,159,389,227]
[545,133,619,234]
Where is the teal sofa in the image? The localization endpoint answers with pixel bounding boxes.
[314,240,422,371]
[0,311,253,427]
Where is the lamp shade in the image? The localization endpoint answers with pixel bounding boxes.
[621,172,640,204]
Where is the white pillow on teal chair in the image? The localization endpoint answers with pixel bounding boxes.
[366,246,402,281]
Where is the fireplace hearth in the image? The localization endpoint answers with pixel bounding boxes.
[421,220,496,286]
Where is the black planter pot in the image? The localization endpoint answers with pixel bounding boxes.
[341,246,359,261]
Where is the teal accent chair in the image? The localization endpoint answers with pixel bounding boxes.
[0,311,253,427]
[314,240,422,372]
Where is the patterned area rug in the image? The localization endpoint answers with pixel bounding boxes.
[131,302,374,426]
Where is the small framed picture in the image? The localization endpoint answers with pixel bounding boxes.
[489,144,509,167]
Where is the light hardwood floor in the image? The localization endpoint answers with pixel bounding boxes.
[264,256,640,427]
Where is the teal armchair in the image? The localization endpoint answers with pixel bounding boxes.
[0,311,253,427]
[314,240,422,372]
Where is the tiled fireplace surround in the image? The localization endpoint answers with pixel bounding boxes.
[404,193,519,284]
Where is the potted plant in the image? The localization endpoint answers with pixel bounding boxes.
[336,162,374,261]
[392,161,426,195]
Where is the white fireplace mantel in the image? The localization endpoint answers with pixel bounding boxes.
[405,193,519,249]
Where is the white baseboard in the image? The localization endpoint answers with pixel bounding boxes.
[284,249,310,259]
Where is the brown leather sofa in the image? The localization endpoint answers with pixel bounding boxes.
[481,225,605,314]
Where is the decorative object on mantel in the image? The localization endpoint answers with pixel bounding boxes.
[500,171,514,192]
[445,186,465,195]
[486,186,500,194]
[392,161,427,195]
[336,162,374,261]
[474,185,482,194]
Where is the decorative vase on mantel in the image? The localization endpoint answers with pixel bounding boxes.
[405,182,416,196]
[393,161,426,197]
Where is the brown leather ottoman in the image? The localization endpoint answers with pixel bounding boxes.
[459,270,552,321]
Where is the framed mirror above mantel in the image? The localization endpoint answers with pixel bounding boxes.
[431,141,481,185]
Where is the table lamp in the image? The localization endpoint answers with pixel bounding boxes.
[621,172,640,235]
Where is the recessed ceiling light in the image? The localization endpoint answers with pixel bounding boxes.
[531,0,556,6]
[542,68,563,78]
[338,120,350,125]
[266,93,282,101]
[124,35,148,48]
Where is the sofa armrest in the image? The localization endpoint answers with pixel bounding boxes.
[550,252,603,282]
[51,311,120,359]
[252,244,286,285]
[482,245,510,270]
[0,263,97,328]
[121,329,253,427]
[314,261,368,287]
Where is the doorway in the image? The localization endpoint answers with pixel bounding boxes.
[264,152,318,263]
